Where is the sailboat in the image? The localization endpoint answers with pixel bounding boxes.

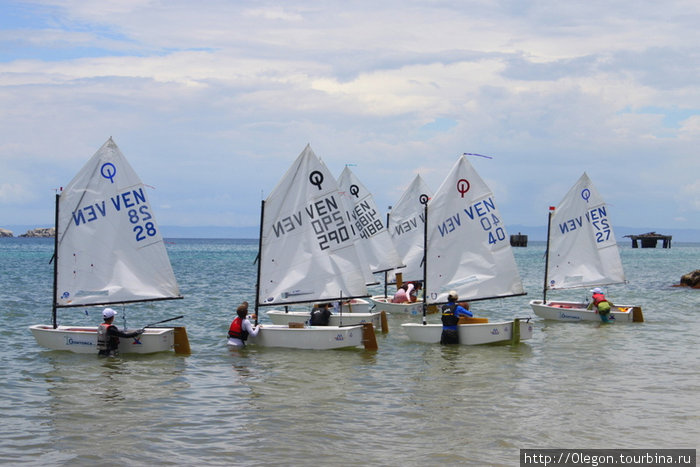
[529,173,644,323]
[401,155,533,345]
[29,138,190,354]
[368,174,432,316]
[265,165,393,331]
[248,145,378,350]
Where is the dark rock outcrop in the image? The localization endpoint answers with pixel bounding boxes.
[0,228,13,237]
[19,228,55,238]
[679,270,700,289]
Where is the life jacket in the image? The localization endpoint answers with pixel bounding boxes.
[97,323,118,352]
[441,303,459,327]
[228,317,249,340]
[310,308,330,326]
[592,293,611,314]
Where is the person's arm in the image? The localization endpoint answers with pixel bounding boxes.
[109,326,143,338]
[244,318,260,337]
[456,305,473,318]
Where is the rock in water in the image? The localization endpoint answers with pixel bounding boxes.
[679,270,700,288]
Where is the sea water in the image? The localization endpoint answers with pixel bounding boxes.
[0,237,698,466]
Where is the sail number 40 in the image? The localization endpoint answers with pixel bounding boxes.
[128,206,157,241]
[482,214,506,245]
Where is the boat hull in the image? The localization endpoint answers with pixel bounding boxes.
[247,324,367,350]
[529,300,643,323]
[266,309,382,329]
[401,319,533,345]
[368,295,425,315]
[29,325,176,354]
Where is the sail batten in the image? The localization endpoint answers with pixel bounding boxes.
[55,138,181,308]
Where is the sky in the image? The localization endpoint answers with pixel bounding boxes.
[1,0,699,233]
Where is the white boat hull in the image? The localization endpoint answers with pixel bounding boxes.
[368,295,425,316]
[401,319,533,345]
[247,324,369,350]
[338,298,371,314]
[529,300,644,323]
[29,325,180,354]
[266,309,383,329]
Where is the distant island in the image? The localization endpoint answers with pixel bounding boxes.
[0,227,55,238]
[1,224,698,242]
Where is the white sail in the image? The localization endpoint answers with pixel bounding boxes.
[388,174,432,283]
[426,155,524,303]
[258,144,369,306]
[547,172,625,290]
[56,138,180,307]
[337,166,403,273]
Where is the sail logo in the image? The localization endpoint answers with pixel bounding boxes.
[456,179,470,197]
[490,328,500,336]
[101,162,117,183]
[334,334,345,341]
[309,171,324,190]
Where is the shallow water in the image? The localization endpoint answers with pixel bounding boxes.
[1,238,698,466]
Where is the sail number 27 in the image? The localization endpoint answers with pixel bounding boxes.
[128,206,157,241]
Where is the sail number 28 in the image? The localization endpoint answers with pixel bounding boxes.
[128,206,157,241]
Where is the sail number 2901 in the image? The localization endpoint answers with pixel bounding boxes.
[128,206,157,241]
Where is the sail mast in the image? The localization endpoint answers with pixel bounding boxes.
[384,208,390,298]
[542,206,554,303]
[52,192,60,329]
[254,199,265,327]
[421,198,428,325]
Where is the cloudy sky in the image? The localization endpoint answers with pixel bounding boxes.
[1,0,698,233]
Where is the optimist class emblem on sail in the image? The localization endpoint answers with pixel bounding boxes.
[271,170,356,251]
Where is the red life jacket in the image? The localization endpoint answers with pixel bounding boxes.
[228,317,249,340]
[592,293,611,313]
[592,293,607,306]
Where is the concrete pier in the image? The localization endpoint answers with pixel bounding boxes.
[624,232,672,248]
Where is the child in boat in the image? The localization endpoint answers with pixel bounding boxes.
[392,283,414,303]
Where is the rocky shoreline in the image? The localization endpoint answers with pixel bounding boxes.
[0,227,55,238]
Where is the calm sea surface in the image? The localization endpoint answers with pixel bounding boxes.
[1,238,698,466]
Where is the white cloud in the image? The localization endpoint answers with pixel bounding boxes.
[0,0,698,230]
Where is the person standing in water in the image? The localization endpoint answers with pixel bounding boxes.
[440,291,473,345]
[96,308,144,357]
[227,302,261,347]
